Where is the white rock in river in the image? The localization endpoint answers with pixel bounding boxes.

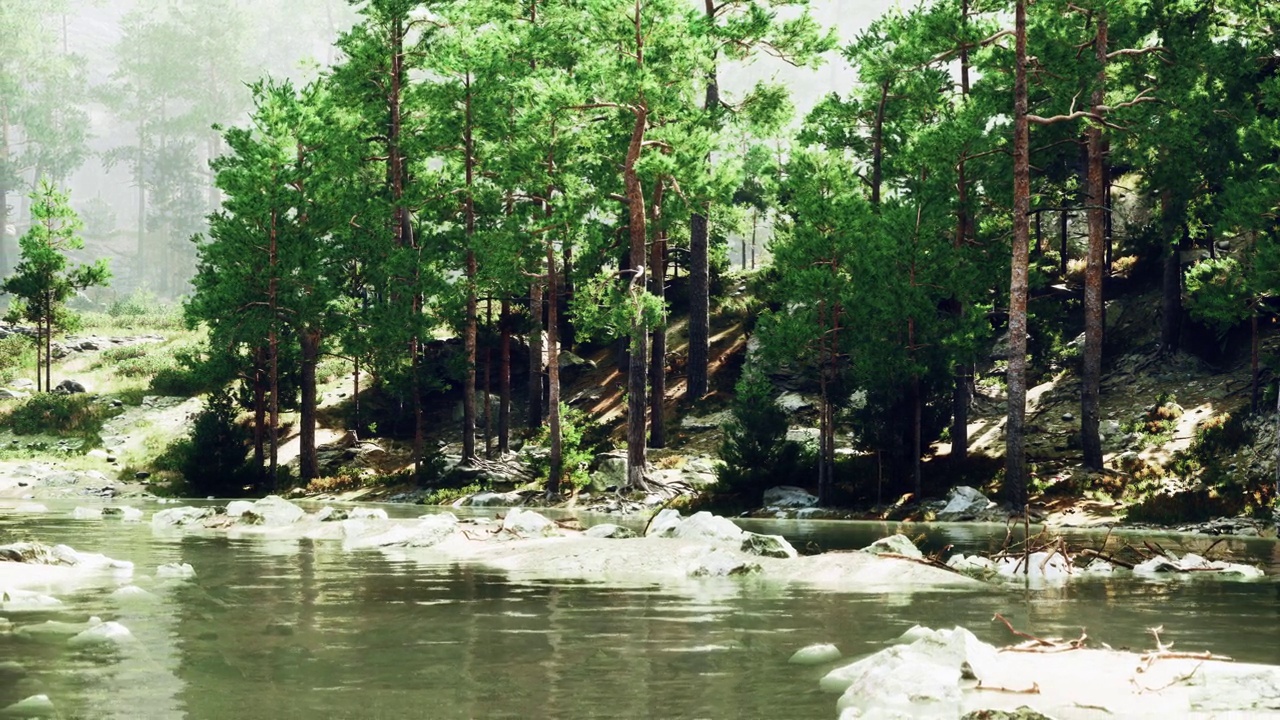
[584,523,637,539]
[348,507,388,520]
[2,694,56,718]
[68,621,134,647]
[71,507,103,520]
[741,532,798,559]
[0,591,63,612]
[1133,552,1264,579]
[342,513,459,551]
[102,506,144,522]
[156,563,196,579]
[861,534,923,560]
[15,617,103,640]
[995,551,1071,583]
[151,506,215,528]
[14,503,48,514]
[671,511,746,543]
[645,508,684,537]
[224,500,255,517]
[790,643,843,665]
[108,585,157,603]
[936,486,994,522]
[501,508,558,538]
[686,547,761,577]
[238,496,306,526]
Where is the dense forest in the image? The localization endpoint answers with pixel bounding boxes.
[2,0,1279,512]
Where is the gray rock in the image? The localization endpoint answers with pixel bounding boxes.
[785,427,820,444]
[465,491,525,508]
[937,486,994,522]
[237,496,306,527]
[671,511,746,543]
[53,379,86,394]
[0,388,29,399]
[348,507,388,520]
[10,378,33,390]
[687,548,761,577]
[680,411,732,430]
[224,500,255,517]
[68,621,134,647]
[961,709,1056,720]
[501,508,558,538]
[585,523,637,539]
[152,504,217,527]
[862,534,923,559]
[645,508,684,537]
[156,563,197,579]
[2,694,56,718]
[741,532,798,558]
[590,452,628,490]
[762,485,819,509]
[342,513,459,550]
[777,392,816,413]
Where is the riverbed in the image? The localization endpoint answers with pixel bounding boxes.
[1,502,1277,719]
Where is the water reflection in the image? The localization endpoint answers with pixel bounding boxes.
[1,510,1277,719]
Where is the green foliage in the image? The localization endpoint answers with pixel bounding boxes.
[0,335,33,385]
[1185,257,1251,338]
[422,483,484,506]
[2,393,120,439]
[714,367,792,499]
[529,403,601,490]
[176,389,258,497]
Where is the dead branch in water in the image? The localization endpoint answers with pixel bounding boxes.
[975,680,1041,694]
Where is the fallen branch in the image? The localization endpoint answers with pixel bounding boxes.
[994,614,1089,653]
[975,680,1041,694]
[1132,662,1204,693]
[1077,547,1136,569]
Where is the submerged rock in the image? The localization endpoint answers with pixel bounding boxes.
[790,643,843,665]
[156,563,196,579]
[108,585,157,603]
[72,507,103,520]
[68,621,134,648]
[947,554,996,577]
[349,507,389,520]
[1,694,56,718]
[861,534,923,560]
[101,506,144,522]
[0,542,131,572]
[15,617,103,640]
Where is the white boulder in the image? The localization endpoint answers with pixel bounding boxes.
[790,643,843,665]
[68,621,134,647]
[645,508,684,537]
[108,585,157,603]
[862,534,923,560]
[501,508,558,538]
[224,500,255,517]
[238,496,306,526]
[151,506,216,529]
[348,507,388,520]
[2,694,56,718]
[72,507,103,520]
[342,514,459,551]
[585,523,637,539]
[671,512,746,543]
[937,486,994,522]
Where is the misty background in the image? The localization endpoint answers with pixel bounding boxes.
[3,0,895,301]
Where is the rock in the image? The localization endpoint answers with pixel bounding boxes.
[134,471,150,480]
[946,554,996,576]
[680,411,731,430]
[785,427,820,444]
[151,506,216,528]
[0,590,63,612]
[465,491,525,508]
[961,709,1056,720]
[53,379,86,394]
[10,379,33,390]
[790,643,843,665]
[348,507,388,520]
[861,534,923,560]
[0,388,29,399]
[156,563,197,579]
[238,496,306,526]
[2,694,56,718]
[14,504,48,514]
[645,508,684,537]
[15,617,103,639]
[995,551,1071,582]
[68,621,134,647]
[671,511,746,543]
[341,514,459,550]
[585,523,637,539]
[112,506,143,522]
[777,392,815,412]
[71,507,103,520]
[687,548,761,577]
[741,532,798,558]
[312,506,348,522]
[1133,552,1264,579]
[590,452,628,490]
[501,508,558,538]
[762,485,819,509]
[1061,412,1074,421]
[823,627,1000,718]
[224,500,255,517]
[937,486,994,522]
[108,586,157,603]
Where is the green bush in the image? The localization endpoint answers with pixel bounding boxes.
[715,366,793,501]
[178,389,259,497]
[0,335,33,385]
[3,393,120,438]
[529,403,601,490]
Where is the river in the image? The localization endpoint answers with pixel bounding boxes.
[1,503,1277,719]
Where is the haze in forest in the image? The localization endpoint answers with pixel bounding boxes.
[3,0,893,299]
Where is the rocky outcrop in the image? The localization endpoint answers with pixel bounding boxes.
[937,486,998,522]
[237,496,306,527]
[341,513,460,551]
[151,506,216,528]
[762,485,819,509]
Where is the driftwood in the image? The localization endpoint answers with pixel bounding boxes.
[993,613,1088,653]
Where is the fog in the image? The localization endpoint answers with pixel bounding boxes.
[1,0,895,301]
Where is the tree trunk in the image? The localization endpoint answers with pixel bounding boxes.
[299,329,321,482]
[499,300,511,455]
[1006,0,1032,509]
[1251,312,1260,413]
[871,76,891,207]
[268,328,279,491]
[624,105,650,490]
[649,181,667,449]
[1160,193,1182,351]
[1059,208,1069,278]
[529,281,544,429]
[1080,10,1108,471]
[546,242,563,496]
[687,56,718,401]
[253,348,266,470]
[913,374,923,497]
[462,72,479,464]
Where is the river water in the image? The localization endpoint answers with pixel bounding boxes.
[1,504,1278,719]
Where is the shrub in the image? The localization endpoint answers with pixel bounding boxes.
[178,389,258,497]
[529,403,601,490]
[3,393,120,438]
[0,335,33,384]
[715,366,792,501]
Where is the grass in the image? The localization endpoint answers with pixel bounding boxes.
[0,393,124,446]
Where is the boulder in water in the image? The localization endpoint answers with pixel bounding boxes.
[585,523,637,539]
[237,496,306,526]
[937,486,994,522]
[342,514,459,551]
[68,621,134,648]
[156,563,196,579]
[151,506,215,528]
[501,508,558,538]
[348,507,388,520]
[790,643,843,665]
[671,511,745,543]
[2,694,56,718]
[762,486,819,509]
[861,534,923,560]
[741,532,798,559]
